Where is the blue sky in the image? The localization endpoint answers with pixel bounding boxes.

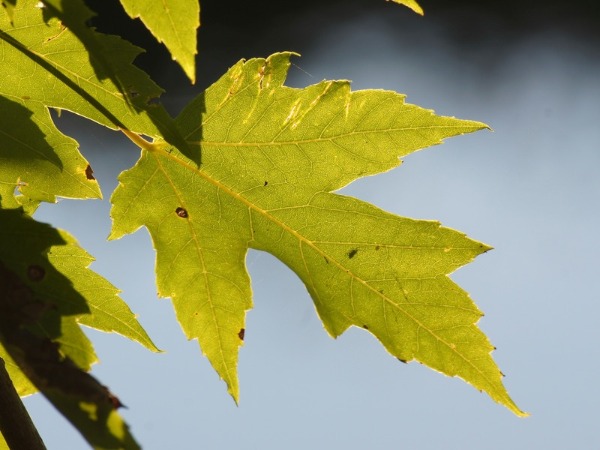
[25,10,600,450]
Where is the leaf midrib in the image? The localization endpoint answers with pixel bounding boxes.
[195,123,477,148]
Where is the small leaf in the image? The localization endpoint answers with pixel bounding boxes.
[110,52,524,415]
[119,0,200,83]
[389,0,424,15]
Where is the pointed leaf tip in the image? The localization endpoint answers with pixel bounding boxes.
[119,0,200,83]
[389,0,424,15]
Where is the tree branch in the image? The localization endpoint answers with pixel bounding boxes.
[0,357,46,450]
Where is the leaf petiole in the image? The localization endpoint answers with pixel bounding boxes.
[119,128,165,153]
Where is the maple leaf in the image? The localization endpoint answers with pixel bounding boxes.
[0,209,151,448]
[0,208,158,394]
[110,52,525,415]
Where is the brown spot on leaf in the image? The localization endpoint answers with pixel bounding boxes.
[238,328,245,341]
[347,249,358,259]
[107,390,125,409]
[324,256,329,264]
[175,207,188,218]
[27,265,45,282]
[85,164,95,180]
[375,245,380,251]
[398,358,408,364]
[362,324,369,330]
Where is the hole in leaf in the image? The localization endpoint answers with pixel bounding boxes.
[85,164,95,180]
[175,207,188,218]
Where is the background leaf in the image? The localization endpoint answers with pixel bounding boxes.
[110,52,524,415]
[0,209,158,396]
[0,209,145,448]
[390,0,424,15]
[119,0,200,83]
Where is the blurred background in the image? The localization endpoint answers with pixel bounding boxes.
[24,0,600,448]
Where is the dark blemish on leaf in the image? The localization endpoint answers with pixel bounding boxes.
[238,328,245,341]
[362,324,369,330]
[324,256,329,264]
[378,289,384,294]
[375,245,380,251]
[107,391,125,409]
[347,249,358,259]
[398,358,408,364]
[85,164,95,180]
[264,181,268,186]
[27,265,45,282]
[22,95,30,100]
[175,207,188,218]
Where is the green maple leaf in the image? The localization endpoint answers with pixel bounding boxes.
[0,208,158,396]
[0,209,150,448]
[0,0,192,161]
[110,52,525,415]
[119,0,200,83]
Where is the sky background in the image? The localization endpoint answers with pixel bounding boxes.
[21,1,600,449]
